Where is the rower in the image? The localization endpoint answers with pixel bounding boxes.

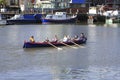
[44,37,49,42]
[62,35,71,42]
[29,36,35,43]
[63,35,68,42]
[73,35,80,41]
[52,35,59,42]
[80,33,87,41]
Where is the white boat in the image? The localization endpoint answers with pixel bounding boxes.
[103,10,120,23]
[41,12,77,24]
[0,14,6,25]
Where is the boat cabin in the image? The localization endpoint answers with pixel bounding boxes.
[9,14,24,20]
[45,12,67,20]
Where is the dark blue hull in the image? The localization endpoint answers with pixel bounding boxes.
[23,40,86,48]
[41,17,77,24]
[7,19,41,25]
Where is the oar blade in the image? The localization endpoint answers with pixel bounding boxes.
[73,47,78,49]
[71,41,86,48]
[79,45,85,48]
[57,48,63,50]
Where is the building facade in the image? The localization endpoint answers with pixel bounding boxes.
[34,0,70,9]
[7,0,19,7]
[18,0,71,12]
[3,0,120,12]
[50,0,70,9]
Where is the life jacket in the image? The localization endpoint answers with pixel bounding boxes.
[30,37,35,42]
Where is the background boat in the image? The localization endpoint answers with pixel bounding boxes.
[41,12,77,24]
[0,14,6,25]
[7,14,42,25]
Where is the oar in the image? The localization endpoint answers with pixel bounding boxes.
[71,41,85,48]
[47,42,62,50]
[60,42,77,49]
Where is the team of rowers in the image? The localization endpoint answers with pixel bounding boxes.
[29,33,87,43]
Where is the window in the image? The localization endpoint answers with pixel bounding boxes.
[10,0,19,5]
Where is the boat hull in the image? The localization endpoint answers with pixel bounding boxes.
[7,14,42,25]
[7,19,41,25]
[0,20,6,25]
[23,40,86,48]
[41,17,77,24]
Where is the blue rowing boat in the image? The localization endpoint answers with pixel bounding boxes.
[23,39,87,48]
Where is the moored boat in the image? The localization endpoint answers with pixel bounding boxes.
[41,12,77,24]
[7,14,42,25]
[0,14,6,25]
[0,20,6,25]
[23,39,86,48]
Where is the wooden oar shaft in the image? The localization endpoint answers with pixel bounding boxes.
[60,42,75,48]
[71,41,80,46]
[48,42,58,48]
[48,42,62,50]
[71,41,85,48]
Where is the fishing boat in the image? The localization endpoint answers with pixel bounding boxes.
[23,39,86,48]
[41,12,77,24]
[7,14,42,25]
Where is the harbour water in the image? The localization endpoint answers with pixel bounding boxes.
[0,24,120,80]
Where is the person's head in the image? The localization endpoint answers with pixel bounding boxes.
[64,35,67,37]
[55,35,57,37]
[80,33,84,36]
[75,35,78,38]
[31,36,34,38]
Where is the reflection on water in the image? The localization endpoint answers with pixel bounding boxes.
[0,67,52,80]
[104,23,119,28]
[51,66,120,80]
[0,24,120,80]
[0,66,120,80]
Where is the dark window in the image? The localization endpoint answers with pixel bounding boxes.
[10,0,19,5]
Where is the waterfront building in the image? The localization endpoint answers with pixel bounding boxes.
[1,0,119,13]
[3,0,20,11]
[19,0,36,11]
[50,0,70,9]
[18,0,71,13]
[70,0,87,8]
[33,0,70,9]
[87,0,120,8]
[35,0,52,8]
